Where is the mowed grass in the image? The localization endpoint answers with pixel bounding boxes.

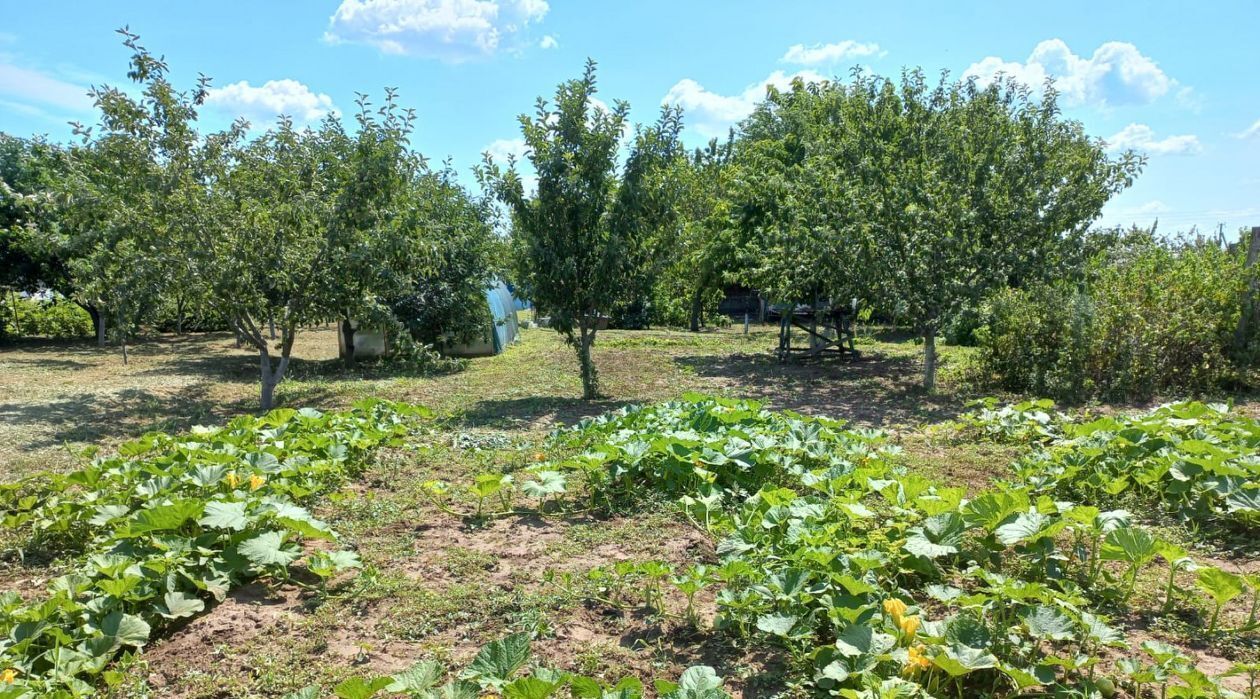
[3,324,1260,696]
[0,323,983,478]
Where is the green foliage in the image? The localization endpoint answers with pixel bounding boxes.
[282,632,729,699]
[622,136,737,331]
[977,230,1253,401]
[729,71,1141,390]
[988,400,1260,531]
[545,396,1254,698]
[480,59,685,398]
[0,400,428,696]
[388,165,500,348]
[0,294,92,340]
[2,30,496,408]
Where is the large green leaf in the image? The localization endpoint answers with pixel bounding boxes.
[1196,567,1245,606]
[932,644,998,677]
[660,666,727,699]
[462,632,531,685]
[238,530,299,568]
[755,613,801,638]
[994,511,1061,546]
[333,676,393,699]
[158,591,206,620]
[1100,528,1159,565]
[1022,605,1075,641]
[503,676,562,699]
[199,500,249,531]
[124,499,206,536]
[98,611,150,649]
[388,660,444,692]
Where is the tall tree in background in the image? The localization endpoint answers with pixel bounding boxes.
[388,163,500,349]
[729,78,873,318]
[323,90,428,368]
[0,136,111,341]
[49,28,218,359]
[210,117,335,410]
[732,72,1142,390]
[481,60,683,399]
[851,71,1142,390]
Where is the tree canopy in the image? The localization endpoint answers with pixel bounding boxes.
[730,70,1143,389]
[481,60,685,399]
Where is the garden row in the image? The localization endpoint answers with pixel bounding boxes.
[412,396,1259,697]
[0,400,735,698]
[0,401,427,696]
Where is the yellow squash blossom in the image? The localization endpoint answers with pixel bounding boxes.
[883,598,908,625]
[532,452,546,462]
[1,668,18,683]
[903,644,931,674]
[225,472,240,489]
[248,474,266,491]
[899,615,920,639]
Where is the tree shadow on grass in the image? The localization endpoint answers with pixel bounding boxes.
[456,396,635,431]
[0,384,227,451]
[135,350,465,385]
[674,349,967,427]
[0,356,95,371]
[0,380,346,453]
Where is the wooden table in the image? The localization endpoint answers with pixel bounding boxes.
[768,302,860,363]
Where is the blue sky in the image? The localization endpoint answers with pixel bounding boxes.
[2,0,1258,238]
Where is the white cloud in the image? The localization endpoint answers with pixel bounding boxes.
[0,60,92,112]
[325,0,549,62]
[484,137,527,163]
[1237,118,1260,140]
[1105,123,1201,156]
[662,69,827,138]
[964,39,1176,108]
[1124,200,1170,215]
[482,137,536,194]
[781,40,880,66]
[204,79,337,126]
[539,34,557,50]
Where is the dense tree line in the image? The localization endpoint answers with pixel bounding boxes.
[483,68,1141,394]
[3,30,1149,402]
[0,30,498,408]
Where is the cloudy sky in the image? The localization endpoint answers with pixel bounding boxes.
[2,0,1257,237]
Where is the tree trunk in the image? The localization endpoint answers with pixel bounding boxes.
[576,319,599,400]
[689,285,704,333]
[259,348,278,411]
[175,297,185,335]
[94,308,106,347]
[258,338,294,412]
[117,309,128,365]
[922,328,938,392]
[269,314,277,341]
[8,289,20,337]
[340,318,357,369]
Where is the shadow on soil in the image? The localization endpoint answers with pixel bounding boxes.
[0,384,233,449]
[674,349,965,427]
[456,396,635,431]
[0,382,346,451]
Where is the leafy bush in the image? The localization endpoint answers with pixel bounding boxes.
[976,234,1253,401]
[0,400,427,696]
[963,399,1260,531]
[0,294,92,340]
